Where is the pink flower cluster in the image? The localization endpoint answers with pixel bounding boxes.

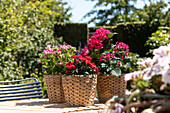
[87,28,110,51]
[46,44,76,50]
[99,53,120,67]
[40,44,77,75]
[80,47,89,56]
[99,53,112,62]
[42,44,76,58]
[99,42,129,61]
[114,42,129,59]
[113,42,129,59]
[56,45,76,50]
[115,42,129,50]
[43,49,55,57]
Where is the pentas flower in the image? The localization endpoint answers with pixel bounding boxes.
[57,49,62,53]
[99,42,129,64]
[46,44,51,49]
[80,28,130,76]
[97,42,129,76]
[101,53,111,61]
[43,49,55,55]
[80,47,89,56]
[39,44,76,75]
[81,28,110,53]
[121,55,125,59]
[111,42,129,61]
[65,55,98,75]
[116,62,120,66]
[114,42,129,56]
[85,56,92,61]
[37,60,41,63]
[93,28,110,40]
[58,62,63,66]
[87,37,103,51]
[59,44,76,49]
[115,42,128,49]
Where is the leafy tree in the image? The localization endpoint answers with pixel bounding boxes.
[40,0,72,22]
[0,0,71,80]
[83,0,169,26]
[83,0,138,26]
[132,0,169,26]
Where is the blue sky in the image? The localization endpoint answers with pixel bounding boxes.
[64,0,97,26]
[64,0,169,27]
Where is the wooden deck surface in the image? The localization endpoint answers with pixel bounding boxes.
[0,99,105,113]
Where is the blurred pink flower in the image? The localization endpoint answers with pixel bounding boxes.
[57,49,62,53]
[37,60,41,63]
[58,62,63,66]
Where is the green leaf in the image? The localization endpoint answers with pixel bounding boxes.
[110,68,121,77]
[106,33,115,38]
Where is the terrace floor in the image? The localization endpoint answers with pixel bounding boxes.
[0,98,105,113]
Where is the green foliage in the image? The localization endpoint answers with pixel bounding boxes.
[0,0,71,80]
[121,52,139,73]
[146,26,170,54]
[83,0,137,26]
[132,0,169,26]
[84,0,169,26]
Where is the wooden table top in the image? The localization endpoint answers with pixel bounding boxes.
[0,99,105,113]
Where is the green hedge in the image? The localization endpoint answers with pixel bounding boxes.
[89,22,160,57]
[54,23,88,49]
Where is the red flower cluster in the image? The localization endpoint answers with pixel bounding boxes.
[65,61,76,70]
[87,28,110,51]
[66,55,98,74]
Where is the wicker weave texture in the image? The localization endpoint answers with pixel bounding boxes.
[62,75,97,106]
[97,75,126,103]
[45,75,65,103]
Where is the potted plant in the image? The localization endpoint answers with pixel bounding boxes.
[39,44,76,102]
[81,28,130,103]
[62,55,98,106]
[96,42,130,103]
[113,44,170,113]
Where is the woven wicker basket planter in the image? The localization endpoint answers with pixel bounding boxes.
[62,75,97,106]
[45,75,65,103]
[97,74,126,103]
